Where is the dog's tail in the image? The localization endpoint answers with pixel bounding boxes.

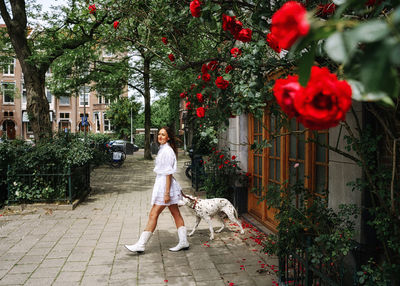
[234,207,239,220]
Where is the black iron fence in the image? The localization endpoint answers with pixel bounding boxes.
[6,164,91,204]
[279,236,362,286]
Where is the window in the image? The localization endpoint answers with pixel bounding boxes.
[26,122,33,133]
[79,86,90,106]
[104,114,113,132]
[2,82,15,104]
[3,111,13,116]
[98,95,113,105]
[59,113,70,119]
[94,113,100,132]
[59,96,70,105]
[22,83,27,104]
[2,58,15,75]
[46,89,52,103]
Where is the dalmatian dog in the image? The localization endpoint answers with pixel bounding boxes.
[180,192,245,240]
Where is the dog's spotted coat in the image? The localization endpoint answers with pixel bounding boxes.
[181,193,245,240]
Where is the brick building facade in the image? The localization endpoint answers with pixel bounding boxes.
[0,57,127,140]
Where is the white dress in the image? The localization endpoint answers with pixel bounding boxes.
[151,143,182,205]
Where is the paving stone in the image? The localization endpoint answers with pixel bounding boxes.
[7,264,37,274]
[80,274,109,286]
[30,266,61,279]
[0,273,30,285]
[61,261,87,272]
[53,271,83,283]
[137,271,166,284]
[24,277,55,286]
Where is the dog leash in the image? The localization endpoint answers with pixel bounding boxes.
[181,190,198,209]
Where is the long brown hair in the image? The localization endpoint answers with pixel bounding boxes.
[160,126,178,157]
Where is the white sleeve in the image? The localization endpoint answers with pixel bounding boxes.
[154,148,177,175]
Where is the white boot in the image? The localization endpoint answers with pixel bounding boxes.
[169,226,190,252]
[125,231,152,253]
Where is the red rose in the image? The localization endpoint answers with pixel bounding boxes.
[266,33,281,53]
[88,4,96,14]
[225,65,233,73]
[316,3,336,16]
[222,14,235,32]
[168,53,175,62]
[271,1,310,50]
[219,154,224,159]
[196,107,205,118]
[294,66,352,130]
[215,76,229,90]
[190,0,201,17]
[185,101,191,109]
[113,21,120,30]
[196,93,204,102]
[245,172,251,177]
[273,75,302,118]
[232,155,236,160]
[201,64,209,74]
[162,37,168,45]
[230,47,242,58]
[180,92,186,98]
[202,73,211,82]
[234,28,252,43]
[231,19,243,36]
[207,61,218,71]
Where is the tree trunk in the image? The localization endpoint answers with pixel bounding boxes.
[24,71,52,141]
[143,57,152,160]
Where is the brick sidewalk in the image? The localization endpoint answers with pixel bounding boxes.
[0,151,278,286]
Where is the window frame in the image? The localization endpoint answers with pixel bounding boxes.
[2,82,16,104]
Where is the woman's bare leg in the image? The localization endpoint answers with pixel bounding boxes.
[144,204,166,232]
[168,204,185,229]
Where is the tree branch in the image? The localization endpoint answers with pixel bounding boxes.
[128,83,145,96]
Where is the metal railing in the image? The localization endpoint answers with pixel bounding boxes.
[279,236,355,286]
[6,164,90,204]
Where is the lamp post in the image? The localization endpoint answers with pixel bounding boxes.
[130,107,133,144]
[83,86,87,140]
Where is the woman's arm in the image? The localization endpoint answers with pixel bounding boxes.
[164,174,172,203]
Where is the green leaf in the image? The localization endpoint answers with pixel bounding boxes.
[298,43,316,87]
[348,79,394,106]
[324,31,357,64]
[350,20,389,43]
[390,43,400,65]
[391,6,400,24]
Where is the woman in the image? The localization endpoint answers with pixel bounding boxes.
[125,126,189,253]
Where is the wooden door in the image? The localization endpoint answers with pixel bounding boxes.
[248,112,329,232]
[248,116,265,219]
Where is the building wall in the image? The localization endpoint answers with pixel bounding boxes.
[328,101,363,242]
[0,58,127,140]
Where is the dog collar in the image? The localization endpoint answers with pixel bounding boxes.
[193,199,198,209]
